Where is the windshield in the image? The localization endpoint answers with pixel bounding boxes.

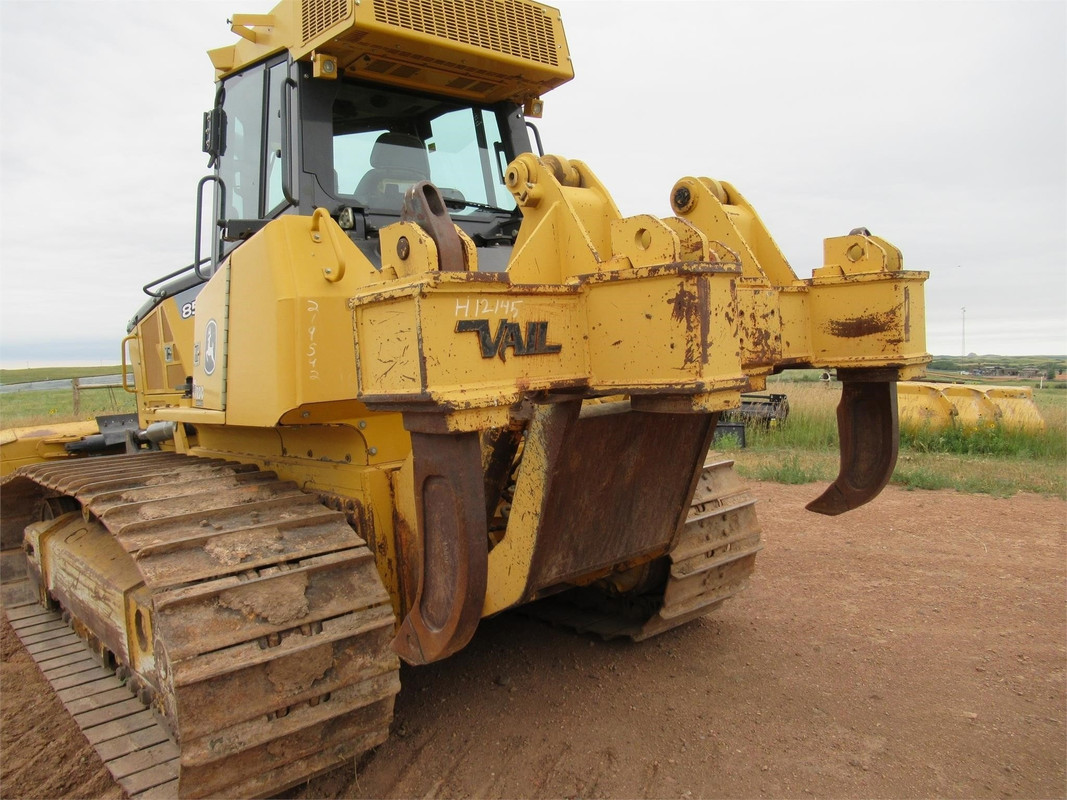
[332,84,517,216]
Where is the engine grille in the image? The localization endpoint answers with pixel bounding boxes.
[373,0,559,67]
[302,0,352,45]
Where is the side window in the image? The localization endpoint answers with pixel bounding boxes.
[219,68,264,220]
[481,108,513,204]
[265,62,287,213]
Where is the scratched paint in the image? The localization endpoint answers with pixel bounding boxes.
[306,299,321,381]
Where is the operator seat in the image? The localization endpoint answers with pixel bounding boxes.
[354,132,431,211]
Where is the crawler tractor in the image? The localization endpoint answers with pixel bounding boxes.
[0,0,928,796]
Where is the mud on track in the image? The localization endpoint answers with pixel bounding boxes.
[3,482,1065,799]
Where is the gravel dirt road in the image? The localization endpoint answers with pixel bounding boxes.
[2,481,1064,799]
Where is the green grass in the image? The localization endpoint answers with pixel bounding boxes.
[901,422,1066,459]
[1,366,135,427]
[746,453,830,484]
[713,432,744,451]
[722,378,1067,499]
[4,366,1065,500]
[891,464,956,492]
[746,384,838,451]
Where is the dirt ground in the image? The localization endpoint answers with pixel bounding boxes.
[2,481,1064,799]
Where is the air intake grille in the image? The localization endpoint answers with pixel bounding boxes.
[374,0,559,67]
[302,0,351,45]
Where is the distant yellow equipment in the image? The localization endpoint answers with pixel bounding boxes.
[897,382,1045,432]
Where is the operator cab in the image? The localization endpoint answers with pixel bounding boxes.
[131,0,573,328]
[203,55,530,271]
[132,59,534,327]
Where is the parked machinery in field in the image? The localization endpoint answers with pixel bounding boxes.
[897,382,1044,432]
[723,393,791,427]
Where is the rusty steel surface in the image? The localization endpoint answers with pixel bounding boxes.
[393,431,488,665]
[5,452,400,798]
[0,474,49,549]
[524,457,762,639]
[402,181,468,272]
[807,380,899,516]
[522,403,716,597]
[481,425,524,523]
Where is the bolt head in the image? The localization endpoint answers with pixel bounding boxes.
[397,236,410,260]
[672,186,692,212]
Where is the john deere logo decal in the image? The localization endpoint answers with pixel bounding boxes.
[456,319,562,362]
[204,319,218,375]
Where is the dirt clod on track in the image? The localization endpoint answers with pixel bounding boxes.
[2,482,1064,799]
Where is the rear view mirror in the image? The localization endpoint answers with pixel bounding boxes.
[202,107,226,165]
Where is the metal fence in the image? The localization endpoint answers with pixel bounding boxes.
[0,375,126,416]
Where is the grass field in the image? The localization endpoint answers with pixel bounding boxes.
[725,379,1067,499]
[0,366,135,427]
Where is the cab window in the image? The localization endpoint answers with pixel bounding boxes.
[332,86,517,216]
[217,56,288,222]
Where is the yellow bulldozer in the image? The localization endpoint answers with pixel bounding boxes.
[0,0,929,796]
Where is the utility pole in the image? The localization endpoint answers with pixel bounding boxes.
[961,306,966,356]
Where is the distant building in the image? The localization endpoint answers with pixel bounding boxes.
[977,366,1019,377]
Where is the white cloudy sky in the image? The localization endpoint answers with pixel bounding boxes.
[1,0,1064,368]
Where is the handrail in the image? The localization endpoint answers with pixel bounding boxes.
[141,258,212,298]
[281,77,298,206]
[120,334,138,394]
[194,175,227,278]
[525,121,544,156]
[311,208,347,282]
[141,173,227,298]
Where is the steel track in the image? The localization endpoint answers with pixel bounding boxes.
[2,452,400,798]
[524,457,763,639]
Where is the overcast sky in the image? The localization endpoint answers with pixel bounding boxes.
[1,0,1064,368]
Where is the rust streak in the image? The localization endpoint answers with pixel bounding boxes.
[827,311,895,339]
[904,286,911,342]
[669,286,700,325]
[697,278,711,366]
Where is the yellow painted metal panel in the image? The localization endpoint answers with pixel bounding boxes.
[898,382,1045,432]
[806,272,928,369]
[353,278,589,410]
[0,421,100,477]
[210,0,573,106]
[191,263,230,411]
[897,382,957,431]
[985,386,1045,432]
[939,384,1000,428]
